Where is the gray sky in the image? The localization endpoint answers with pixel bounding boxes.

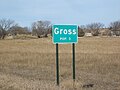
[0,0,120,27]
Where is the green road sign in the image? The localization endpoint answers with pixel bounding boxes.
[52,25,78,44]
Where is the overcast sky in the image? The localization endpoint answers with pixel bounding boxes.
[0,0,120,27]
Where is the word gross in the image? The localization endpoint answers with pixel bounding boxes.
[52,25,78,44]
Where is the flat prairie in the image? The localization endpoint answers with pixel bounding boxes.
[0,37,120,90]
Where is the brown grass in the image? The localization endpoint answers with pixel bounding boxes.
[0,37,120,90]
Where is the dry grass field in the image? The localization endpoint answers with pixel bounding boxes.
[0,37,120,90]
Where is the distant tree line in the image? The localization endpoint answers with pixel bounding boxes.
[0,19,31,39]
[78,21,120,37]
[78,22,104,37]
[0,18,120,39]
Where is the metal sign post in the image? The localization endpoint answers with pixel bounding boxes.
[56,43,59,86]
[72,43,75,81]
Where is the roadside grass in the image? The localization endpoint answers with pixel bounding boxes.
[0,37,120,90]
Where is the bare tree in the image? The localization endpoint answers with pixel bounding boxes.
[8,26,31,35]
[0,19,16,39]
[78,26,85,37]
[86,22,104,36]
[109,20,120,36]
[32,20,51,38]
